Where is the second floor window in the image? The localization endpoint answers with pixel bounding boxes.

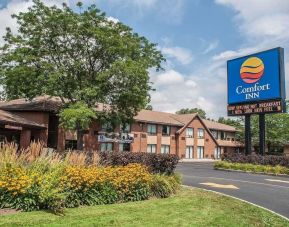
[197,128,204,139]
[211,130,218,139]
[162,125,170,136]
[120,123,131,133]
[101,122,113,132]
[147,124,157,135]
[186,128,194,138]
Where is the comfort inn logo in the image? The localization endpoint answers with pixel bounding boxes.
[240,57,264,84]
[236,56,270,100]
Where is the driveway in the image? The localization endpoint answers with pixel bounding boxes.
[176,162,289,219]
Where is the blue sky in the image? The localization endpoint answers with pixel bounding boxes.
[1,0,289,119]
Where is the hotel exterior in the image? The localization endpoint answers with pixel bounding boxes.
[0,96,243,159]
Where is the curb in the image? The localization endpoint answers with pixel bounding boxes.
[214,167,289,178]
[181,185,289,222]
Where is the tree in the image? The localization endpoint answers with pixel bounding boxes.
[0,1,164,149]
[176,108,206,119]
[145,105,153,110]
[218,117,244,142]
[251,113,289,154]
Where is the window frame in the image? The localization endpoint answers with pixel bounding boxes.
[161,145,170,154]
[100,142,114,152]
[197,128,204,139]
[197,146,204,159]
[186,128,194,138]
[147,124,157,135]
[162,125,170,136]
[185,146,194,159]
[147,144,156,153]
[119,143,130,152]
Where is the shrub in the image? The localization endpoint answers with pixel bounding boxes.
[221,153,289,168]
[215,161,289,175]
[98,152,179,174]
[150,174,181,198]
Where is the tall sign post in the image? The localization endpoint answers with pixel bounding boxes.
[227,47,286,155]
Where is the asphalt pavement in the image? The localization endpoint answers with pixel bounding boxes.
[176,162,289,219]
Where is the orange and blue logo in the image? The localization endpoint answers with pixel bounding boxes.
[240,57,264,84]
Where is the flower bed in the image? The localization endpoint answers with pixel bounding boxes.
[215,161,289,175]
[0,143,180,214]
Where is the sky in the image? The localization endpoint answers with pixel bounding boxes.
[0,0,289,119]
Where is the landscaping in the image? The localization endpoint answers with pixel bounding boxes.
[0,143,180,213]
[215,161,289,175]
[0,187,288,226]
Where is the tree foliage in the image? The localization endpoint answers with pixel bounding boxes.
[176,108,206,119]
[0,1,164,149]
[218,117,244,142]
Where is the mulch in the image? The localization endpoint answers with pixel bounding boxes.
[0,208,19,216]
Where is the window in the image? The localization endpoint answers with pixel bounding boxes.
[147,144,156,153]
[221,131,226,140]
[161,145,170,154]
[120,123,131,133]
[185,146,194,159]
[119,143,130,152]
[101,122,113,132]
[162,125,170,136]
[147,124,157,135]
[186,128,194,138]
[65,140,77,150]
[100,142,113,152]
[197,128,204,139]
[197,146,204,159]
[214,147,221,159]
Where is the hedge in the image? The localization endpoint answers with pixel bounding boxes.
[215,161,289,175]
[221,153,289,168]
[98,152,179,174]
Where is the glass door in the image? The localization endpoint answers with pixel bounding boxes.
[185,146,193,159]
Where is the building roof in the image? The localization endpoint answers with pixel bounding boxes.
[0,110,46,129]
[216,139,244,147]
[134,110,236,132]
[0,95,63,113]
[0,95,237,132]
[134,110,183,126]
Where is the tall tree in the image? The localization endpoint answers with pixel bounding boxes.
[176,108,207,119]
[0,0,164,150]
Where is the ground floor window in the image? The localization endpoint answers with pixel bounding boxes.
[197,146,204,159]
[101,142,113,152]
[161,145,170,154]
[65,140,77,150]
[214,147,221,159]
[185,146,194,159]
[119,143,130,152]
[147,144,156,153]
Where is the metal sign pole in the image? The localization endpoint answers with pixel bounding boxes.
[259,114,265,156]
[245,115,251,155]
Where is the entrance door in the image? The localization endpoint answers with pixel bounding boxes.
[185,146,193,159]
[197,146,204,159]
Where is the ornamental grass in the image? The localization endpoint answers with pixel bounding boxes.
[0,142,180,214]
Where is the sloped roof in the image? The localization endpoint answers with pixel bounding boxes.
[134,110,183,126]
[217,139,244,147]
[202,119,236,132]
[0,95,237,132]
[0,95,63,113]
[0,110,46,129]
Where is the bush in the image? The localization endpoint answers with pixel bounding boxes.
[221,153,289,168]
[215,161,289,175]
[98,152,179,174]
[150,174,181,198]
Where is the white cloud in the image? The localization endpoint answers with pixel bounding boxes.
[152,69,185,86]
[106,16,119,24]
[0,0,67,46]
[203,40,219,54]
[162,46,194,65]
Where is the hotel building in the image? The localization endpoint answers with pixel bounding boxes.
[0,96,243,159]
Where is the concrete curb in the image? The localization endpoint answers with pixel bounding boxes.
[214,167,289,178]
[181,185,289,222]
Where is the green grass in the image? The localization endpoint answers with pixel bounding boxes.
[0,187,288,227]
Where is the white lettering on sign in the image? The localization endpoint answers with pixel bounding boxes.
[236,83,270,100]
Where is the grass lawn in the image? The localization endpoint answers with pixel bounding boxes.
[0,187,288,227]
